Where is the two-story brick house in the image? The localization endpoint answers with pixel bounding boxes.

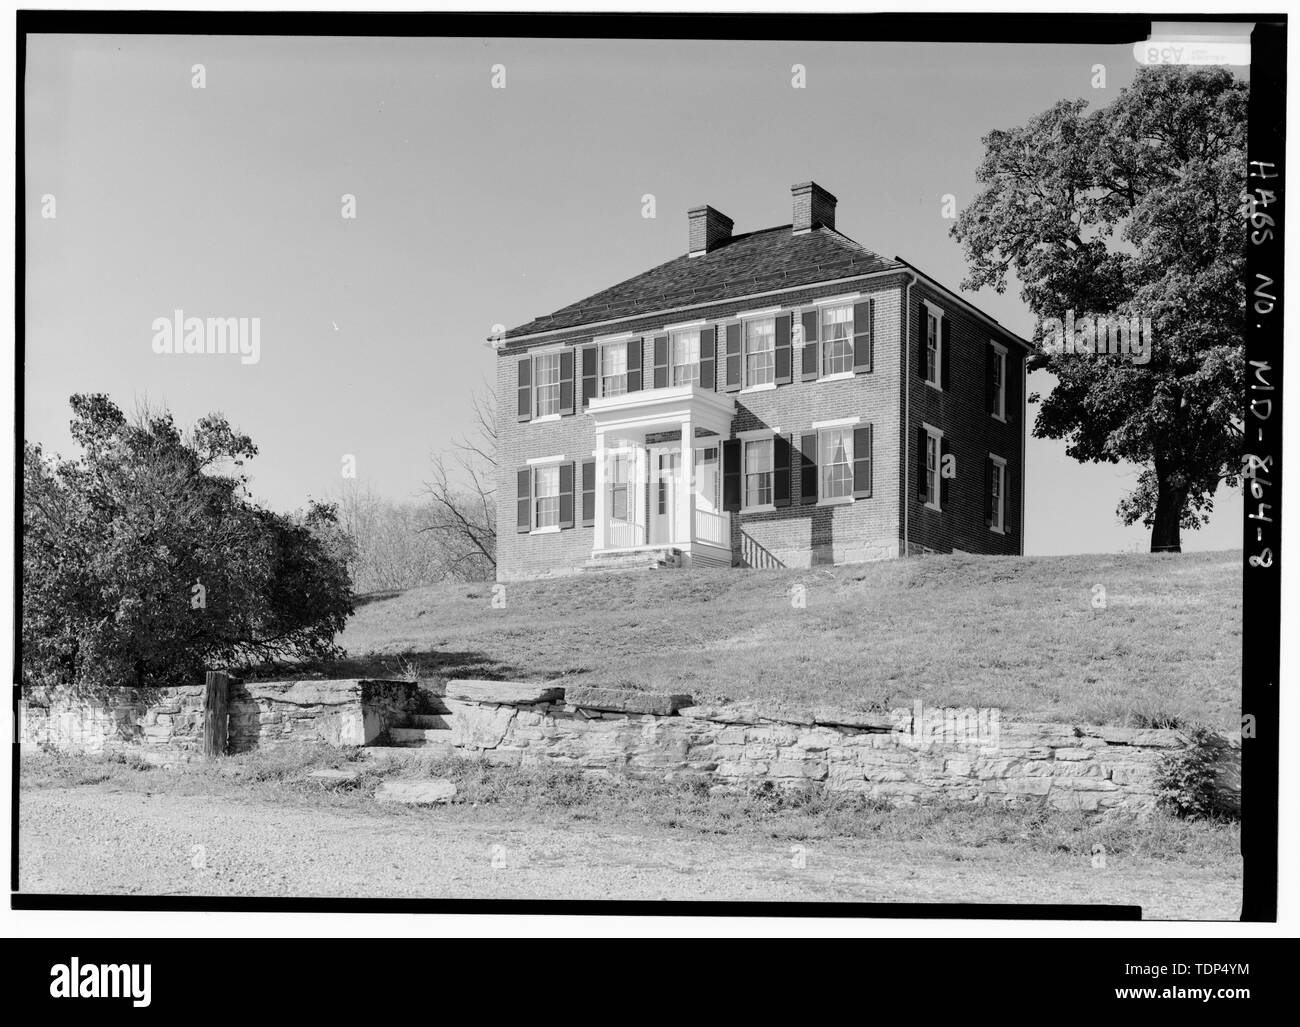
[495,182,1030,582]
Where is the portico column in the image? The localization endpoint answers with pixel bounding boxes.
[677,414,695,546]
[593,429,607,552]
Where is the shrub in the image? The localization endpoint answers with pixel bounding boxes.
[1155,726,1226,820]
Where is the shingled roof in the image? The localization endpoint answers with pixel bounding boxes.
[503,224,904,340]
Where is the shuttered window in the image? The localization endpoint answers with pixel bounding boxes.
[819,427,853,500]
[744,438,774,508]
[924,309,941,386]
[534,353,561,416]
[671,329,701,386]
[820,305,853,376]
[534,465,561,528]
[923,428,941,508]
[990,344,1007,420]
[989,456,1006,532]
[744,318,776,387]
[601,343,628,397]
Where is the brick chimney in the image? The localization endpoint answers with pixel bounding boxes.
[792,181,837,233]
[687,205,734,257]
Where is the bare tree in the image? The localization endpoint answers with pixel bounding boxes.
[421,381,497,578]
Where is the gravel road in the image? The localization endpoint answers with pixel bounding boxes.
[19,786,1240,918]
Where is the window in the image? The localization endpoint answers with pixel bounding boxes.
[601,343,628,397]
[609,453,631,521]
[671,329,700,387]
[991,344,1007,420]
[534,353,560,417]
[924,307,942,387]
[821,305,853,377]
[819,427,853,501]
[924,428,941,509]
[989,456,1006,532]
[534,464,560,528]
[744,318,775,387]
[744,438,773,508]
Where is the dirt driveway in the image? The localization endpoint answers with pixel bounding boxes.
[19,787,1240,918]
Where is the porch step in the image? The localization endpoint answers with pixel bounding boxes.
[583,547,683,573]
[388,726,455,747]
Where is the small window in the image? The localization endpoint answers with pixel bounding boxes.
[924,429,941,509]
[990,457,1006,532]
[821,305,853,377]
[991,345,1007,420]
[819,427,854,501]
[601,343,628,397]
[671,329,700,387]
[534,353,561,417]
[534,464,560,528]
[609,453,631,521]
[925,308,941,387]
[744,318,775,387]
[743,438,773,508]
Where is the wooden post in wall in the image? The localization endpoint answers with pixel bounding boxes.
[203,670,229,759]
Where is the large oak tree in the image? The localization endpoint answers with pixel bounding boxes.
[952,66,1247,552]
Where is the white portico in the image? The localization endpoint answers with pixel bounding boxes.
[587,385,736,567]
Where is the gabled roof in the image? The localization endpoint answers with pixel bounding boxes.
[503,225,904,340]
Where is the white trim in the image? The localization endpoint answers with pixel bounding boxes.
[989,453,1007,466]
[593,330,635,344]
[921,421,944,438]
[740,382,776,395]
[737,305,782,320]
[817,495,854,508]
[526,453,566,466]
[531,413,560,425]
[922,298,945,321]
[988,453,1007,535]
[922,302,944,391]
[811,415,861,430]
[742,503,777,514]
[529,525,561,535]
[812,292,861,306]
[737,427,781,440]
[816,371,855,385]
[990,340,1008,422]
[922,424,943,513]
[524,342,569,357]
[663,318,707,332]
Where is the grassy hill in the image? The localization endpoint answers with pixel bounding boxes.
[329,550,1241,729]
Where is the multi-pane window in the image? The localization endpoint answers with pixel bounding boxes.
[821,305,853,377]
[991,346,1006,420]
[925,309,941,386]
[924,430,940,508]
[601,343,628,397]
[744,318,775,387]
[990,458,1005,531]
[744,438,774,508]
[609,453,630,521]
[534,353,561,416]
[534,465,560,528]
[671,330,700,387]
[820,427,853,500]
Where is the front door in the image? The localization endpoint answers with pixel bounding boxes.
[651,449,679,545]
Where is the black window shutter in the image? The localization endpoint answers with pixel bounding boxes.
[1003,466,1012,535]
[939,439,951,508]
[559,349,575,415]
[516,468,531,532]
[626,339,643,392]
[985,344,996,414]
[516,356,532,421]
[699,326,716,390]
[800,310,819,380]
[853,424,873,499]
[581,459,595,526]
[558,462,574,529]
[580,345,598,406]
[985,458,995,526]
[939,317,951,391]
[724,324,742,392]
[919,304,929,381]
[774,434,792,507]
[917,426,930,502]
[1003,350,1015,425]
[722,439,741,511]
[775,313,792,385]
[800,433,818,503]
[653,334,669,389]
[853,299,874,373]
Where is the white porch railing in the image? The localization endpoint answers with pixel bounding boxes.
[694,509,727,548]
[606,518,645,549]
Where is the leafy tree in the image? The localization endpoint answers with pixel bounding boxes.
[952,66,1247,551]
[22,395,355,690]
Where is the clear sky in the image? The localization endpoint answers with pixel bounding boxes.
[24,33,1243,555]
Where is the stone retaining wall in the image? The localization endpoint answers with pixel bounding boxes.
[20,685,208,763]
[441,682,1242,815]
[227,680,419,752]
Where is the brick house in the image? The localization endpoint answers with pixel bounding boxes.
[495,182,1030,582]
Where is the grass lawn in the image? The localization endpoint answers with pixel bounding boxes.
[317,549,1240,729]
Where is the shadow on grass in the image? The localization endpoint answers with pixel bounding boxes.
[243,649,526,685]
